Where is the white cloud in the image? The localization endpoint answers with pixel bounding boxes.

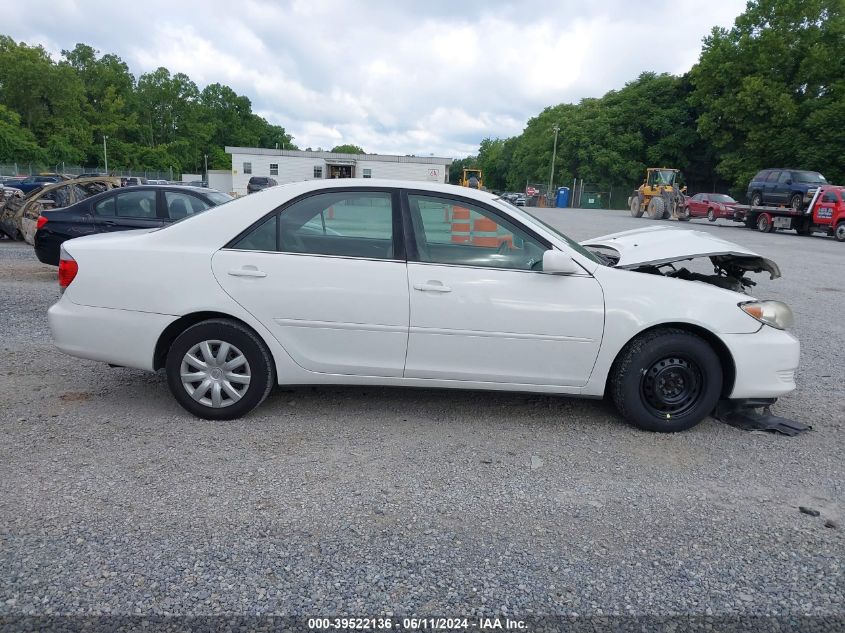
[6,0,747,157]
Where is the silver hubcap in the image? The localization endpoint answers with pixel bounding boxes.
[180,340,251,408]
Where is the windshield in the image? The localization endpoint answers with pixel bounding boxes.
[492,197,602,265]
[795,171,826,183]
[653,170,677,185]
[710,194,736,203]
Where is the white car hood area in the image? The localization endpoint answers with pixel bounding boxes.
[580,226,780,279]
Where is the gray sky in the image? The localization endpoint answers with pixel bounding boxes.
[7,0,746,157]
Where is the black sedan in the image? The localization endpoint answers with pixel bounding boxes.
[33,185,232,266]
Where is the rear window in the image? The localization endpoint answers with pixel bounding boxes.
[753,171,769,181]
[249,177,269,185]
[205,191,233,205]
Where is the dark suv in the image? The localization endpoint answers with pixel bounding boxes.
[746,168,827,211]
[247,176,278,194]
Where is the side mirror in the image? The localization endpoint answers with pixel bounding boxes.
[542,250,580,275]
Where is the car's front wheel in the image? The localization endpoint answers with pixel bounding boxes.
[165,319,275,420]
[610,328,722,433]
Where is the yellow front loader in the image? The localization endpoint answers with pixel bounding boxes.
[460,168,483,189]
[628,168,688,220]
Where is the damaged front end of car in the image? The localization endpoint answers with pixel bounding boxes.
[580,226,780,294]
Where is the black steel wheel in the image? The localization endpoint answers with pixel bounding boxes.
[610,328,722,433]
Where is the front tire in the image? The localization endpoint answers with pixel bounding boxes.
[789,193,803,211]
[165,319,275,420]
[647,196,665,219]
[707,208,716,222]
[610,328,722,433]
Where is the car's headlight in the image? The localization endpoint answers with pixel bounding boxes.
[740,300,794,330]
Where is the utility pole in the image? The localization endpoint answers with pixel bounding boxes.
[204,154,208,182]
[548,124,559,203]
[103,135,109,173]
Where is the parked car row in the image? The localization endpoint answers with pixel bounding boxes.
[0,176,232,259]
[34,185,232,264]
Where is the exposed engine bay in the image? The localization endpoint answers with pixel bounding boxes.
[586,245,778,294]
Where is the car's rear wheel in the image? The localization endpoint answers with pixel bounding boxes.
[835,221,845,242]
[610,328,722,433]
[707,208,716,222]
[165,319,275,420]
[750,192,763,207]
[757,212,773,233]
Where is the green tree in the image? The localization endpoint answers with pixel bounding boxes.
[330,144,365,154]
[0,105,43,162]
[690,0,845,193]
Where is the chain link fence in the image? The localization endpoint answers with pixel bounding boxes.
[0,163,178,181]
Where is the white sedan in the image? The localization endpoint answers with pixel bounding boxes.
[48,179,799,432]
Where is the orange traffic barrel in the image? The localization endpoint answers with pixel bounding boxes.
[472,216,500,247]
[451,206,471,243]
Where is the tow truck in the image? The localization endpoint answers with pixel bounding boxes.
[728,185,845,241]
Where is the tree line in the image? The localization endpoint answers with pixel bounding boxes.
[2,0,842,191]
[0,38,296,174]
[457,0,843,199]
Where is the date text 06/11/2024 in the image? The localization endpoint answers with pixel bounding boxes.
[307,617,528,630]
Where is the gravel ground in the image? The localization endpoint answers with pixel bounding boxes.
[0,210,843,627]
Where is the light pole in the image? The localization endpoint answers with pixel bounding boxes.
[103,135,109,173]
[548,124,559,203]
[204,153,208,182]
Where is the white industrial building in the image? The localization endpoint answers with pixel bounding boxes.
[225,147,453,196]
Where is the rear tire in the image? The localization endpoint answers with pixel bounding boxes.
[165,319,275,420]
[647,196,665,219]
[835,221,845,242]
[630,195,643,218]
[757,213,773,233]
[610,328,722,433]
[750,192,763,207]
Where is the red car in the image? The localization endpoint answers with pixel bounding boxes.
[685,193,738,221]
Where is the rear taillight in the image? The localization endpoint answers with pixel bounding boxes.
[58,248,78,292]
[36,215,48,230]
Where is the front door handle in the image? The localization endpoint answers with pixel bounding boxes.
[228,267,267,278]
[413,281,451,293]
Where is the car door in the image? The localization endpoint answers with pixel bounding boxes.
[762,171,780,205]
[93,189,165,233]
[402,192,604,386]
[774,171,793,205]
[689,194,705,216]
[212,189,409,377]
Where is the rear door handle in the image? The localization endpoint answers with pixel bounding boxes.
[413,281,451,293]
[228,267,267,278]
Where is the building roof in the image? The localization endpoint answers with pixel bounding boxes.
[225,146,453,166]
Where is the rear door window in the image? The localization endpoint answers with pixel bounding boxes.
[228,190,397,260]
[164,191,211,220]
[115,190,158,218]
[94,195,116,216]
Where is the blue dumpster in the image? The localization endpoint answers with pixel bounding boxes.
[555,187,570,208]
